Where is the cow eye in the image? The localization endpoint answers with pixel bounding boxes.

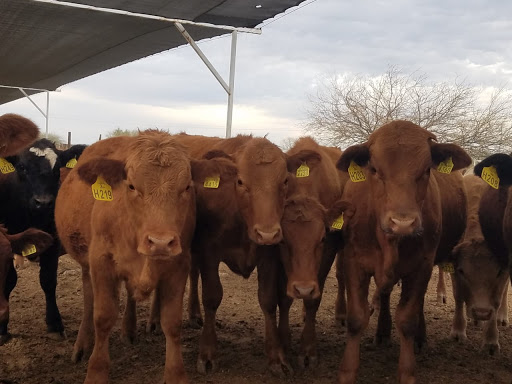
[456,267,464,276]
[284,178,288,185]
[369,166,377,175]
[128,184,135,191]
[237,179,243,186]
[185,184,190,191]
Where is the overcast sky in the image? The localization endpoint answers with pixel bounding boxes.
[1,0,511,145]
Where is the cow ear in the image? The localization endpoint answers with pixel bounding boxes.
[336,144,370,171]
[59,144,87,166]
[8,228,54,256]
[76,158,127,187]
[430,142,471,171]
[203,149,233,161]
[190,157,238,184]
[325,199,355,231]
[286,150,322,173]
[474,153,512,186]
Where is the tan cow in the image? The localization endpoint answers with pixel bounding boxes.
[449,175,509,354]
[277,137,352,368]
[56,131,200,384]
[174,134,321,376]
[336,120,470,384]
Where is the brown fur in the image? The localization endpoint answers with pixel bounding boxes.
[55,131,196,383]
[336,120,470,384]
[0,114,39,158]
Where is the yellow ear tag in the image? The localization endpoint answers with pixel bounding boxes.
[437,157,454,174]
[296,163,310,178]
[21,244,37,257]
[481,166,500,189]
[0,158,15,174]
[439,262,455,274]
[204,176,220,189]
[66,158,77,169]
[331,214,344,230]
[92,176,113,201]
[348,161,366,182]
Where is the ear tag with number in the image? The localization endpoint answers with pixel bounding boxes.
[21,244,37,257]
[439,262,455,274]
[331,214,344,230]
[66,158,78,169]
[481,166,500,189]
[437,157,454,174]
[296,163,310,178]
[0,158,15,174]
[348,161,366,182]
[204,176,220,189]
[92,176,113,201]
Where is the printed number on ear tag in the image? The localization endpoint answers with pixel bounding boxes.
[348,161,366,182]
[296,164,310,178]
[92,176,113,201]
[21,244,37,257]
[439,262,455,274]
[204,176,220,189]
[481,166,499,189]
[0,158,15,174]
[331,214,344,230]
[66,158,78,169]
[437,157,454,174]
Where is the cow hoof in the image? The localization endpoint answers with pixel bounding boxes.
[197,357,218,375]
[374,335,391,347]
[188,317,203,329]
[399,372,416,384]
[338,370,357,384]
[146,322,162,334]
[484,343,500,356]
[71,348,84,363]
[335,313,347,327]
[47,331,66,341]
[0,333,12,346]
[449,330,468,342]
[297,354,318,370]
[269,360,293,378]
[497,317,509,327]
[414,340,427,354]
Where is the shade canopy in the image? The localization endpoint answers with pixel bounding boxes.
[0,0,304,104]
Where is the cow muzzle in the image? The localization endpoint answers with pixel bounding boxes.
[288,280,320,300]
[138,232,182,259]
[30,195,55,211]
[472,307,493,321]
[383,212,422,236]
[253,225,282,245]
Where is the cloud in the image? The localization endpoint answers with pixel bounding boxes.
[1,0,512,145]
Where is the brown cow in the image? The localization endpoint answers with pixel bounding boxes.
[449,175,509,354]
[276,137,351,367]
[175,134,321,375]
[0,113,39,158]
[56,131,200,384]
[336,120,470,384]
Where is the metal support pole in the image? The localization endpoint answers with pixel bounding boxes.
[46,91,50,137]
[226,31,237,139]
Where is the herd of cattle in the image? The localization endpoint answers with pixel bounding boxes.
[0,113,511,384]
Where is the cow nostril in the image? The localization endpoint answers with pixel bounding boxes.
[293,284,315,298]
[390,218,415,227]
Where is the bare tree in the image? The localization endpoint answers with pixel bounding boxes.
[305,66,512,159]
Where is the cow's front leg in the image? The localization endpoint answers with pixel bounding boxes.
[334,252,347,326]
[257,249,293,377]
[84,252,119,384]
[160,262,189,384]
[39,244,64,339]
[497,282,509,326]
[0,263,17,345]
[395,267,432,384]
[449,275,467,342]
[436,266,447,304]
[121,284,137,344]
[338,257,370,384]
[72,265,95,362]
[375,289,392,346]
[187,252,202,328]
[197,256,222,374]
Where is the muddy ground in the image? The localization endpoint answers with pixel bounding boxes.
[1,255,511,384]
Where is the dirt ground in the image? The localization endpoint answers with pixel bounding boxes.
[1,255,511,384]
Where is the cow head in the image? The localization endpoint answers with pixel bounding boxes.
[232,138,289,245]
[337,120,471,236]
[77,131,194,260]
[0,114,39,158]
[0,226,53,324]
[280,196,353,299]
[452,239,509,321]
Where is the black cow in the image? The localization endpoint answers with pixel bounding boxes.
[0,139,86,343]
